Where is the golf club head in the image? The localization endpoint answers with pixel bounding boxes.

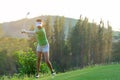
[26,12,30,16]
[25,12,30,18]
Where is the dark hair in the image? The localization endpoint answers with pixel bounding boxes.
[36,19,42,22]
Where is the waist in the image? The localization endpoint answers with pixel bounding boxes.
[38,43,49,47]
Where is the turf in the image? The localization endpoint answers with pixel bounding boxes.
[1,64,120,80]
[44,64,120,80]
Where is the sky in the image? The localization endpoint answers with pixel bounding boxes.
[0,0,120,30]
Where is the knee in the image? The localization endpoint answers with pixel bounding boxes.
[45,59,49,64]
[37,57,41,63]
[37,59,40,63]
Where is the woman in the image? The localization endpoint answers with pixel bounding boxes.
[21,19,55,78]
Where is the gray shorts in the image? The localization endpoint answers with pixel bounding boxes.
[36,44,49,53]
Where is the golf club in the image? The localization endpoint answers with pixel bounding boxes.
[23,12,30,28]
[21,12,30,33]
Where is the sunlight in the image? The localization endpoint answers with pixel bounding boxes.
[0,0,120,30]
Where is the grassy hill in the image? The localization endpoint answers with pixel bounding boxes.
[1,15,119,40]
[0,15,77,38]
[1,64,120,80]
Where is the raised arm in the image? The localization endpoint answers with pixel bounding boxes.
[21,29,35,34]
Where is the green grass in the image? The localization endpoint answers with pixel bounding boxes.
[1,64,120,80]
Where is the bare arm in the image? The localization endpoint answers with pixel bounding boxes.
[21,29,35,34]
[26,30,35,34]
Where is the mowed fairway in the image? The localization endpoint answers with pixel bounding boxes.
[41,64,120,80]
[1,64,120,80]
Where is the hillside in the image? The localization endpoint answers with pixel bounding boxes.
[0,15,77,38]
[1,64,119,80]
[0,15,119,40]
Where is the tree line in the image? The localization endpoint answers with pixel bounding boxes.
[35,16,112,72]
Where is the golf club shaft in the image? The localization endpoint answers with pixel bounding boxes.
[23,12,30,28]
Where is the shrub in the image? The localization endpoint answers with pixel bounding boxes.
[15,48,49,75]
[15,48,36,75]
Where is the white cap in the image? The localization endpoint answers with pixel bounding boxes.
[36,22,42,27]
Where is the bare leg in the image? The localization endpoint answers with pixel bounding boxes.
[43,52,53,73]
[36,51,42,75]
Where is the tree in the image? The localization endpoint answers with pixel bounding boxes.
[52,16,66,72]
[107,22,112,62]
[0,24,4,37]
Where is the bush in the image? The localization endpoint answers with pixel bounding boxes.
[40,62,49,74]
[15,48,36,75]
[15,48,49,75]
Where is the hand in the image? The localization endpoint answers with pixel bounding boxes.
[21,29,26,33]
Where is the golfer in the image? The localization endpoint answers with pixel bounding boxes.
[21,19,55,78]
